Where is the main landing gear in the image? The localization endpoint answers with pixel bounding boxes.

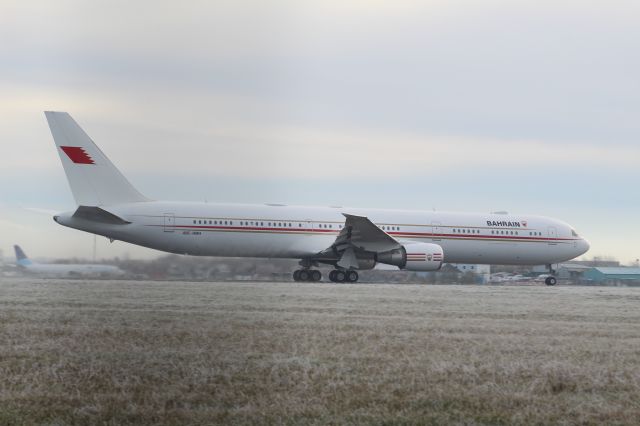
[329,270,359,283]
[293,269,321,282]
[292,269,360,283]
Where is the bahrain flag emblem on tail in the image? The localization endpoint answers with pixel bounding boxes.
[60,146,95,164]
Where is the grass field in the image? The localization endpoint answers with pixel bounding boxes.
[1,278,639,425]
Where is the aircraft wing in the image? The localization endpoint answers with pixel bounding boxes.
[312,214,402,269]
[334,214,401,252]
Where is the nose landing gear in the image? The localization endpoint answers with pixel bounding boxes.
[545,264,557,286]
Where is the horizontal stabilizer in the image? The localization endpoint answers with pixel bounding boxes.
[72,206,131,225]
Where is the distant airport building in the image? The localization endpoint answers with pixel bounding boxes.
[533,263,594,280]
[448,264,491,284]
[556,264,592,280]
[583,267,640,285]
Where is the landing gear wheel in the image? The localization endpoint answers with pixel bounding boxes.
[334,270,346,283]
[545,276,557,286]
[346,270,359,283]
[293,270,301,281]
[311,270,322,282]
[298,270,310,282]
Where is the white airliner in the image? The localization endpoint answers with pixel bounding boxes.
[14,244,124,278]
[45,112,589,285]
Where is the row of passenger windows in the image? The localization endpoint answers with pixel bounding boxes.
[319,223,342,229]
[452,228,544,236]
[192,219,344,229]
[453,229,481,234]
[190,220,545,236]
[190,220,406,231]
[194,219,233,226]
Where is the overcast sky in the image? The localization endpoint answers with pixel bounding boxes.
[1,1,639,263]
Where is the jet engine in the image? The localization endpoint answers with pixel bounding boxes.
[376,243,444,271]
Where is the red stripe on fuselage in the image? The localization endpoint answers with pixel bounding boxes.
[156,224,577,242]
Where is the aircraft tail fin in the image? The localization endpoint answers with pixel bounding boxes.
[14,245,32,266]
[44,111,150,206]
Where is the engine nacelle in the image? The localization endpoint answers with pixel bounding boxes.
[377,243,444,271]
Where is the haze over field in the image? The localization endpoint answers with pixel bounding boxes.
[1,1,639,262]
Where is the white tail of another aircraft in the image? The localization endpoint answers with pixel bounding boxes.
[45,111,149,206]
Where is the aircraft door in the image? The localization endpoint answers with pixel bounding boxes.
[305,219,314,235]
[163,213,175,232]
[431,221,442,241]
[547,226,557,245]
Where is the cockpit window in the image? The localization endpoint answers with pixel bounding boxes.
[571,229,579,237]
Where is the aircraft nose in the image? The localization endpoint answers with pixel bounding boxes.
[579,238,590,255]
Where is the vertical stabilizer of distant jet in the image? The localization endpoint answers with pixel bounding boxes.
[14,245,32,266]
[44,111,150,206]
